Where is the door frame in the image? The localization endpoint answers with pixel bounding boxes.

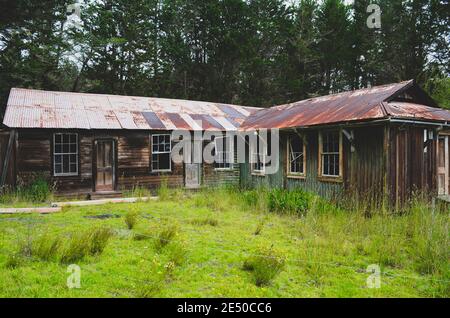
[437,135,449,196]
[184,162,201,189]
[184,137,202,189]
[93,138,117,192]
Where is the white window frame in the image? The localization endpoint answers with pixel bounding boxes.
[318,130,343,179]
[287,134,306,177]
[151,134,172,172]
[214,135,233,170]
[53,133,79,177]
[251,132,266,175]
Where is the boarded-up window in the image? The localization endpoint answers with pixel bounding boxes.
[53,133,78,176]
[319,131,342,178]
[151,134,171,172]
[214,135,233,170]
[288,134,305,176]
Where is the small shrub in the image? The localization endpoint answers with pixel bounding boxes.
[166,242,188,266]
[190,217,218,227]
[155,224,178,251]
[124,211,138,230]
[243,246,286,287]
[87,227,114,255]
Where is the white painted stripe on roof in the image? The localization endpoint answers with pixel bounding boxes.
[214,116,237,131]
[180,113,203,130]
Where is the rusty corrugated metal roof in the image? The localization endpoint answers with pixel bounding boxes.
[384,102,450,122]
[240,80,450,130]
[3,88,261,131]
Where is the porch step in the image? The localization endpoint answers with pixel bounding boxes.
[89,191,123,200]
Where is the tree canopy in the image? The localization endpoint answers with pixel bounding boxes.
[0,0,448,116]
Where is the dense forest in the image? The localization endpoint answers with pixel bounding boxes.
[0,0,448,117]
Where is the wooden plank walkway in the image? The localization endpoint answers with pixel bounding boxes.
[0,207,62,214]
[0,196,158,214]
[51,196,157,207]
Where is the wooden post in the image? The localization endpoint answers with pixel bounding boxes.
[0,129,16,187]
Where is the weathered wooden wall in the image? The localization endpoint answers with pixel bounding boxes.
[11,129,240,196]
[388,125,436,205]
[240,126,388,202]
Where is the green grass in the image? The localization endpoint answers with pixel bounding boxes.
[0,187,448,298]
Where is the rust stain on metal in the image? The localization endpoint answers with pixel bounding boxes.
[3,88,260,131]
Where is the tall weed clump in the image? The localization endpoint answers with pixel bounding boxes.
[155,224,178,251]
[267,189,314,215]
[0,175,53,204]
[243,246,286,286]
[124,210,138,230]
[157,178,170,201]
[59,227,114,263]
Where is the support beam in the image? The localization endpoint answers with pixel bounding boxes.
[0,129,16,187]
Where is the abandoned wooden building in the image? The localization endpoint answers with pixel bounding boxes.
[0,88,260,197]
[1,80,450,205]
[240,80,450,205]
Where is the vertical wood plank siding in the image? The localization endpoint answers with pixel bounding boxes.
[13,129,240,195]
[388,125,436,205]
[240,125,434,206]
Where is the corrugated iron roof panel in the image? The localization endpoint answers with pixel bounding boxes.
[240,80,438,130]
[3,88,259,130]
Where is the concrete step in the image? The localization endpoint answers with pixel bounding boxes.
[89,191,123,200]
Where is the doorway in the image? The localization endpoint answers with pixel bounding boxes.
[94,139,115,192]
[437,135,449,196]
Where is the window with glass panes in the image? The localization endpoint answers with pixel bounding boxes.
[151,134,171,171]
[53,133,78,176]
[320,131,340,177]
[251,132,266,173]
[288,134,305,175]
[214,135,233,170]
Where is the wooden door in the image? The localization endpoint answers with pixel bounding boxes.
[184,139,201,189]
[437,136,448,196]
[185,163,201,188]
[95,140,115,192]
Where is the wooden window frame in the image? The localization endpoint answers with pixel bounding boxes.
[151,134,172,172]
[214,135,233,171]
[287,134,306,179]
[318,130,343,182]
[251,132,266,176]
[53,133,79,177]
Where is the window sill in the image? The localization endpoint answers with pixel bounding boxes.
[54,173,78,177]
[151,170,172,173]
[287,174,306,180]
[318,176,343,183]
[251,172,265,177]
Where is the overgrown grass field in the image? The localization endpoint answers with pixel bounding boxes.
[0,186,448,297]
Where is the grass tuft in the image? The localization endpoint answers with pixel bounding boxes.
[243,246,286,287]
[124,211,138,230]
